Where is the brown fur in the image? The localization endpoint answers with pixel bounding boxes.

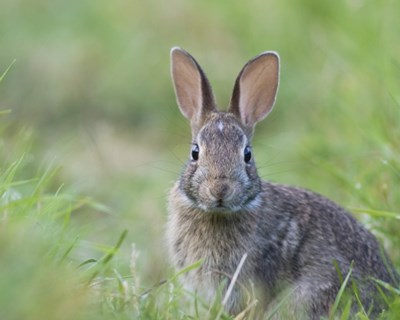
[167,47,398,319]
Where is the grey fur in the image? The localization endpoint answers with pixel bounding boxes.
[167,47,398,319]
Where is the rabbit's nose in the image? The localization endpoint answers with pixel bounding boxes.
[210,183,231,201]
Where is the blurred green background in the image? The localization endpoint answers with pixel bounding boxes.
[1,0,400,318]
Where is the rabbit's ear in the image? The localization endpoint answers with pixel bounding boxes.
[229,52,279,128]
[170,47,216,123]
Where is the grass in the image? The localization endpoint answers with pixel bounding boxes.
[1,79,400,320]
[1,0,400,318]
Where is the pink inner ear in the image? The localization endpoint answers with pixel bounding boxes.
[171,50,203,120]
[238,54,279,126]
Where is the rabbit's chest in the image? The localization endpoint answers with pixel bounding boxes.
[180,230,251,299]
[170,214,255,283]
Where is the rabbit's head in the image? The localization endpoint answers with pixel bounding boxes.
[171,48,279,213]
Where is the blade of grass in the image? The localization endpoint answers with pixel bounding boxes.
[140,259,203,298]
[58,236,79,264]
[371,278,400,295]
[333,259,344,284]
[350,207,400,220]
[194,290,200,319]
[376,284,390,307]
[0,59,16,83]
[215,253,248,320]
[101,229,128,265]
[31,165,61,196]
[1,154,26,186]
[340,298,352,320]
[234,299,258,320]
[169,259,203,282]
[330,261,354,318]
[87,229,128,282]
[77,258,98,269]
[355,312,370,320]
[264,287,295,320]
[351,280,368,317]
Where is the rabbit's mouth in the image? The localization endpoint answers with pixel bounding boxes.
[213,201,234,212]
[190,178,261,213]
[197,191,262,213]
[198,198,245,213]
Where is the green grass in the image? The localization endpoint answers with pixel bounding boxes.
[0,152,226,320]
[3,148,398,319]
[1,81,400,320]
[1,0,400,318]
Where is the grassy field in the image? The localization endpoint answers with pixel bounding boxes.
[1,0,400,319]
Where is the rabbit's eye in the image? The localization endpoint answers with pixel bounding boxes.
[244,146,252,163]
[191,144,199,161]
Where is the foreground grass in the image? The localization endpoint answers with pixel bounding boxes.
[0,155,228,320]
[0,151,399,320]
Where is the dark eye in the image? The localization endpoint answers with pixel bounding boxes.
[244,146,252,163]
[191,144,199,161]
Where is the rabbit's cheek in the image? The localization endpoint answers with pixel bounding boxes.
[178,162,202,203]
[245,163,258,179]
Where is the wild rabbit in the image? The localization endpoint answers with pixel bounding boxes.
[166,47,398,319]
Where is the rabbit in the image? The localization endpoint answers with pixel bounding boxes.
[166,47,399,319]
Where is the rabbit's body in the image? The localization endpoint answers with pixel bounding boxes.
[169,173,393,317]
[167,48,398,318]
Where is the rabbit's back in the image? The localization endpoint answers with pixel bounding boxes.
[257,182,396,293]
[258,182,398,317]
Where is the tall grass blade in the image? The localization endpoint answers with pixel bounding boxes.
[78,258,98,269]
[340,298,352,320]
[215,253,248,320]
[333,259,344,284]
[139,259,203,298]
[0,59,16,83]
[350,207,400,220]
[86,229,128,282]
[264,288,294,320]
[102,229,128,265]
[351,281,368,317]
[169,259,203,282]
[371,279,400,296]
[222,253,248,307]
[330,261,354,318]
[58,236,79,264]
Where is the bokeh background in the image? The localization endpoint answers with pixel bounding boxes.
[1,0,399,318]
